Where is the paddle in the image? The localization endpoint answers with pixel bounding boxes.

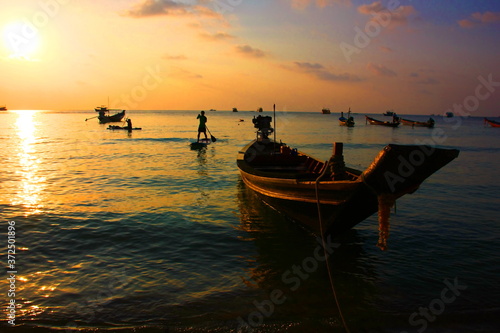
[205,126,217,142]
[85,115,98,121]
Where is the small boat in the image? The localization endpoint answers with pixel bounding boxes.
[445,112,454,118]
[383,110,395,116]
[97,109,126,123]
[366,115,400,127]
[233,107,238,112]
[190,138,211,149]
[209,109,217,112]
[484,118,500,128]
[0,105,7,111]
[257,107,263,113]
[237,116,459,244]
[107,125,142,131]
[401,117,435,128]
[322,108,331,114]
[339,108,355,127]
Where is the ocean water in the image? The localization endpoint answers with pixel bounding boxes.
[1,110,499,332]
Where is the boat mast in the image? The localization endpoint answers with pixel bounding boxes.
[273,103,276,148]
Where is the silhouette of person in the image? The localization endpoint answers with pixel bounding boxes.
[197,111,208,142]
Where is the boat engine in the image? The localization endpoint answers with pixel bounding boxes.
[252,115,273,141]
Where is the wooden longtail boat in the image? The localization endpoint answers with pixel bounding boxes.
[237,115,459,243]
[97,109,126,123]
[484,118,500,128]
[339,108,355,127]
[401,117,435,128]
[366,115,400,127]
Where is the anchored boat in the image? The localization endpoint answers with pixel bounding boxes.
[96,108,126,123]
[484,118,500,128]
[237,115,459,247]
[339,108,355,127]
[366,115,400,127]
[401,117,435,128]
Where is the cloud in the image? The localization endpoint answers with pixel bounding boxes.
[235,44,266,58]
[163,54,188,60]
[367,63,397,77]
[292,61,362,82]
[458,11,500,28]
[170,67,203,80]
[125,0,221,18]
[379,46,393,53]
[416,77,439,85]
[290,0,351,10]
[358,1,417,29]
[200,31,235,41]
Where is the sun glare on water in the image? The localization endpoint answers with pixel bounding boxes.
[3,21,41,60]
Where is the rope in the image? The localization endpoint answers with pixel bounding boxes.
[315,162,351,333]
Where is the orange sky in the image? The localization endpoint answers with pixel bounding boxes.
[1,1,499,116]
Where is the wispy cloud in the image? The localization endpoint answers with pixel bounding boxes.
[458,11,500,28]
[125,0,221,18]
[379,46,393,53]
[367,63,397,77]
[291,61,362,82]
[170,67,203,80]
[235,44,266,58]
[290,0,351,10]
[358,1,417,29]
[416,77,439,85]
[163,54,188,60]
[200,31,235,41]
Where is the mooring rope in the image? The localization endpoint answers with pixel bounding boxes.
[315,163,351,333]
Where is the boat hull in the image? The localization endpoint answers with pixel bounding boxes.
[401,118,435,128]
[98,110,126,123]
[366,116,399,127]
[237,140,459,237]
[484,118,500,128]
[339,118,355,127]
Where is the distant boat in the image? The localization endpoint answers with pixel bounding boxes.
[209,109,216,112]
[322,108,331,114]
[232,107,238,112]
[484,118,500,128]
[96,109,126,123]
[237,115,459,239]
[366,115,400,127]
[383,110,395,116]
[401,117,435,128]
[0,105,7,111]
[339,108,355,127]
[445,112,454,118]
[257,107,263,113]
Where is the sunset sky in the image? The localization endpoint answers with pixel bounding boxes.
[1,0,499,115]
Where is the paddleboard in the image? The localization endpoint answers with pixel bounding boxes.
[107,126,142,130]
[190,138,211,149]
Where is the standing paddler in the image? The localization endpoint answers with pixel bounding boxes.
[197,110,208,142]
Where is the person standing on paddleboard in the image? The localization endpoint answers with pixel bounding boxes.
[197,111,208,142]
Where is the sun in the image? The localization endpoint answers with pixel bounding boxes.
[3,21,41,60]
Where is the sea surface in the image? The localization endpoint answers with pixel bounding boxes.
[1,110,499,332]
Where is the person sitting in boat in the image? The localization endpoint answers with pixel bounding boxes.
[126,118,132,132]
[197,111,208,142]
